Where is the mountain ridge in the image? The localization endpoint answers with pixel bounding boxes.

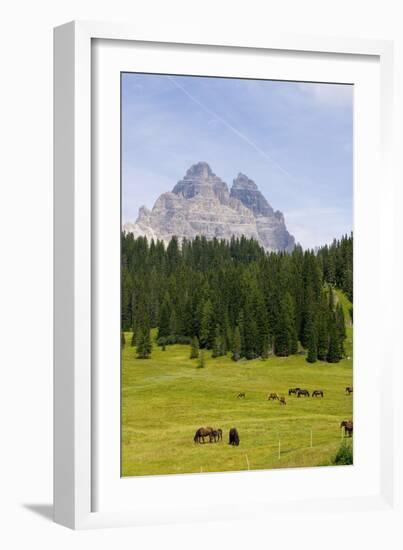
[123,162,295,251]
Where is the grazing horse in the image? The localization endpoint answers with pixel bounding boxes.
[229,427,240,446]
[297,389,310,397]
[345,386,353,395]
[193,426,214,444]
[211,429,223,442]
[288,387,300,396]
[267,392,279,401]
[237,392,246,399]
[312,390,324,398]
[279,397,286,405]
[340,420,353,437]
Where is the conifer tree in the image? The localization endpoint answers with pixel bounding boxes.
[306,319,318,363]
[326,318,341,363]
[169,309,178,336]
[261,335,270,359]
[197,350,205,368]
[225,324,233,354]
[317,292,329,360]
[238,309,245,357]
[232,325,241,361]
[212,325,224,358]
[158,295,171,340]
[274,293,298,357]
[274,301,289,357]
[136,324,152,359]
[131,330,137,347]
[190,336,199,359]
[199,299,213,348]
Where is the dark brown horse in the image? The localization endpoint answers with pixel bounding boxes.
[267,392,279,401]
[237,392,246,399]
[288,387,300,396]
[345,386,353,395]
[340,420,353,437]
[211,429,223,442]
[229,427,240,446]
[312,390,324,398]
[297,389,310,397]
[279,397,286,405]
[193,426,214,443]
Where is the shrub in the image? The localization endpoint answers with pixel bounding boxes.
[332,442,353,465]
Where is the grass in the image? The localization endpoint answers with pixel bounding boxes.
[122,297,353,477]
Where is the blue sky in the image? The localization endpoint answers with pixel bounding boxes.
[122,73,353,249]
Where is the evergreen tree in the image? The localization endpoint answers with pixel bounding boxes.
[121,267,132,330]
[190,336,199,359]
[274,293,298,357]
[158,295,171,339]
[326,317,341,363]
[199,299,213,348]
[137,324,152,359]
[212,325,224,358]
[197,350,205,368]
[317,292,329,360]
[238,309,245,357]
[261,335,270,359]
[306,319,318,363]
[169,308,178,336]
[131,330,137,347]
[232,325,241,361]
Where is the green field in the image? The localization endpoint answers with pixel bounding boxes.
[122,301,353,476]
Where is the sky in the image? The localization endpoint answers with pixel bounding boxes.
[122,73,353,249]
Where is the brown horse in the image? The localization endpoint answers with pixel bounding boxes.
[279,397,286,405]
[345,386,353,395]
[193,426,214,443]
[237,392,246,399]
[211,429,223,442]
[297,389,310,397]
[312,390,324,398]
[288,387,300,396]
[267,392,279,401]
[340,420,353,437]
[229,427,240,446]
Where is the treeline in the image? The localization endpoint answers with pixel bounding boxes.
[121,233,353,363]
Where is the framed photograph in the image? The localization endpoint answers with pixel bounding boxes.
[54,21,396,529]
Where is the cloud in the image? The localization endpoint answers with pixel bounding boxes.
[298,83,353,108]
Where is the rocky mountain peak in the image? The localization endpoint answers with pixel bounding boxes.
[185,161,215,179]
[124,163,295,252]
[230,173,274,218]
[172,161,229,202]
[232,173,258,191]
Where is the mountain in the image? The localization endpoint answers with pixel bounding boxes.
[123,162,295,251]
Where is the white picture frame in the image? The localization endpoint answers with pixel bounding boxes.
[54,20,397,530]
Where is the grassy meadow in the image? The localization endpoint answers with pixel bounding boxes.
[122,299,353,477]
